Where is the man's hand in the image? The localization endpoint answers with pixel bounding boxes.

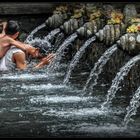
[40,53,55,65]
[34,53,55,69]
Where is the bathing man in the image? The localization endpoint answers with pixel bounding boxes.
[0,20,55,71]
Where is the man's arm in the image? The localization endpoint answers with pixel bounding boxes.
[6,37,27,52]
[13,51,55,70]
[34,53,55,69]
[13,51,27,70]
[10,39,40,57]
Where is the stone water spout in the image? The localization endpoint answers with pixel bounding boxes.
[59,7,86,35]
[45,4,86,33]
[75,4,108,39]
[45,5,68,29]
[95,23,124,45]
[95,10,126,46]
[116,19,140,54]
[26,5,69,43]
[76,11,105,39]
[86,4,137,46]
[45,14,66,29]
[60,18,84,35]
[94,4,138,46]
[59,4,105,37]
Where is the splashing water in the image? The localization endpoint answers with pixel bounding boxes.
[47,33,78,73]
[63,36,96,84]
[53,32,65,49]
[26,28,61,53]
[25,26,60,54]
[44,28,60,41]
[124,87,140,126]
[83,44,118,93]
[26,37,52,54]
[27,37,51,47]
[25,23,46,43]
[102,54,140,109]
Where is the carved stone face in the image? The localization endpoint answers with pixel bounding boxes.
[102,5,114,19]
[55,5,68,14]
[123,4,137,24]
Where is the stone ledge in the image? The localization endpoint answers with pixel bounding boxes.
[0,2,58,15]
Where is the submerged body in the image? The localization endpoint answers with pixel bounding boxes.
[0,46,24,71]
[0,45,55,71]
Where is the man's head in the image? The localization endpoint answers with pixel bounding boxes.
[25,44,42,58]
[5,20,20,39]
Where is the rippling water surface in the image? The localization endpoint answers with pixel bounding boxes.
[0,68,140,138]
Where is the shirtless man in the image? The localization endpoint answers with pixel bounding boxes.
[0,20,55,71]
[0,20,31,59]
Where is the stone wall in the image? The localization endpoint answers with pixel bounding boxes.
[0,2,57,15]
[0,2,140,15]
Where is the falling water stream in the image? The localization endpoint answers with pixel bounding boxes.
[47,33,78,72]
[44,28,60,41]
[63,36,96,84]
[25,24,61,54]
[83,44,118,93]
[102,54,140,109]
[124,86,140,126]
[25,23,46,43]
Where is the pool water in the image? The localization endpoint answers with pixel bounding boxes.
[0,67,140,138]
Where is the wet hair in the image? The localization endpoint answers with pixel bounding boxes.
[5,20,20,35]
[0,26,2,33]
[33,43,52,55]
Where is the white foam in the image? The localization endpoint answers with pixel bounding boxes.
[75,123,127,134]
[30,95,92,104]
[1,73,48,80]
[22,83,69,90]
[58,107,106,117]
[42,106,107,118]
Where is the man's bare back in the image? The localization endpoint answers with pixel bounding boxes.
[0,21,32,59]
[0,21,11,58]
[0,34,12,58]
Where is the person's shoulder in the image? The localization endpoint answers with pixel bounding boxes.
[0,33,5,38]
[0,34,3,38]
[0,34,11,42]
[11,46,25,53]
[2,35,14,43]
[13,50,26,61]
